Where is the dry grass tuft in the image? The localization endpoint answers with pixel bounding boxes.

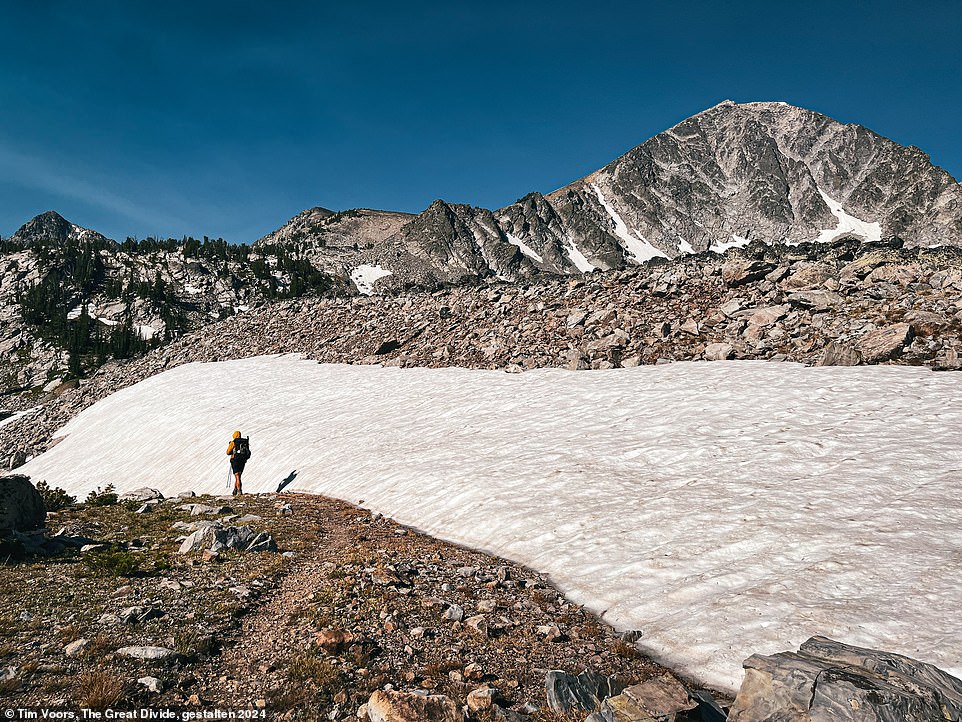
[286,653,341,686]
[612,639,641,659]
[76,667,124,709]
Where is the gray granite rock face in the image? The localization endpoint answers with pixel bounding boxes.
[254,100,962,293]
[728,636,962,722]
[545,669,627,713]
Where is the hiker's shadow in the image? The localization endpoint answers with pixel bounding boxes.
[276,470,297,493]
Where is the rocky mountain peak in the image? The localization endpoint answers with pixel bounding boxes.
[9,211,113,248]
[246,101,962,294]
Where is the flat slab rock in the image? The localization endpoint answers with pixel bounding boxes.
[855,323,914,363]
[585,673,698,722]
[546,669,627,713]
[365,690,461,722]
[118,487,164,502]
[115,646,178,662]
[728,636,962,721]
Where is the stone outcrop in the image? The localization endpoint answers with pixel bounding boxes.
[585,674,697,722]
[365,690,461,722]
[0,475,45,533]
[545,669,627,713]
[177,521,277,554]
[118,487,165,502]
[728,636,962,721]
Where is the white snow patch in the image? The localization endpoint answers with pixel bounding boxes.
[797,190,883,246]
[66,305,84,321]
[711,234,751,253]
[562,239,596,273]
[350,265,393,295]
[505,232,543,263]
[96,317,120,327]
[0,407,38,430]
[18,357,962,692]
[183,284,203,295]
[591,183,667,262]
[677,238,695,255]
[136,325,160,340]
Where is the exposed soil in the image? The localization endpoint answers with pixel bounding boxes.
[0,493,707,720]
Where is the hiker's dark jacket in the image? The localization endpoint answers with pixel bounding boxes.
[227,438,248,473]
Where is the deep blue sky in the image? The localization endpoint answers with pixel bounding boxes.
[1,1,960,243]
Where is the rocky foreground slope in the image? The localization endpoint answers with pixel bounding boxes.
[0,487,675,717]
[3,236,960,470]
[4,451,962,719]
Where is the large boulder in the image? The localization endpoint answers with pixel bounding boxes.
[728,636,962,721]
[855,323,914,363]
[722,259,775,287]
[814,342,862,367]
[546,670,626,713]
[118,487,164,503]
[0,475,45,534]
[781,263,836,291]
[585,673,697,722]
[177,522,277,554]
[704,342,735,361]
[366,690,461,722]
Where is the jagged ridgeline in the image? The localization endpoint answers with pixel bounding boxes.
[3,100,962,395]
[253,100,962,291]
[0,212,340,394]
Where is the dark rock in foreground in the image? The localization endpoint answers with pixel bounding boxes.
[729,636,962,721]
[0,474,45,533]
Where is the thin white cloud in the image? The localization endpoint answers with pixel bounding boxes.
[0,142,186,233]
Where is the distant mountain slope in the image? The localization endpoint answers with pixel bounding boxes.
[0,212,340,395]
[10,210,113,247]
[536,100,961,256]
[257,101,960,292]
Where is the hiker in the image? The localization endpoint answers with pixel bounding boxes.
[227,430,251,495]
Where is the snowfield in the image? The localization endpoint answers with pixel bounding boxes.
[350,265,393,295]
[18,356,962,691]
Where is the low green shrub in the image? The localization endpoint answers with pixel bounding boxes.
[34,480,77,511]
[82,549,141,577]
[85,484,118,506]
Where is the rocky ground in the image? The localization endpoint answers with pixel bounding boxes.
[3,238,961,470]
[0,490,701,719]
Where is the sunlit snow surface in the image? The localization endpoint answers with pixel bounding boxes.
[19,356,962,690]
[802,190,883,245]
[711,234,751,253]
[350,265,393,295]
[505,232,544,263]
